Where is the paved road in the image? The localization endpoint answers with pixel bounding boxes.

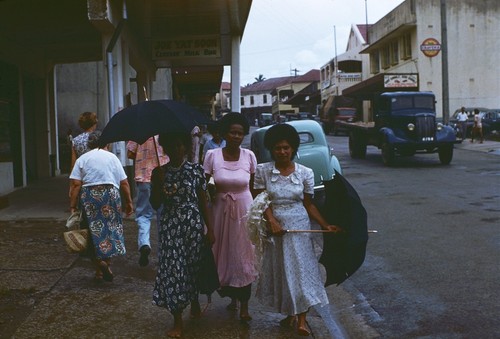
[324,134,500,338]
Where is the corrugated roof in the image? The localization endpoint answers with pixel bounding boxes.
[241,76,295,93]
[292,69,320,83]
[356,24,372,43]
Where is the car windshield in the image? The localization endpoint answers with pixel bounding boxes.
[391,96,434,112]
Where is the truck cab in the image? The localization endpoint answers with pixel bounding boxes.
[346,91,458,165]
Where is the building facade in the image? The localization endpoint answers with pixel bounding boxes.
[342,0,500,122]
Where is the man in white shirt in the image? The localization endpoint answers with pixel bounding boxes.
[457,107,469,140]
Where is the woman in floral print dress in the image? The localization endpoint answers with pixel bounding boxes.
[150,131,214,338]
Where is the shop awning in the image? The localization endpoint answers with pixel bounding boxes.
[343,73,419,100]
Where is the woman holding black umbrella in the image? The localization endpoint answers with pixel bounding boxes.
[150,131,215,338]
[253,123,341,336]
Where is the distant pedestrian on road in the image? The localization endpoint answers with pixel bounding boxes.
[457,107,468,140]
[203,112,258,321]
[127,136,169,267]
[471,108,484,143]
[69,131,134,282]
[150,131,214,338]
[253,123,341,336]
[71,111,98,170]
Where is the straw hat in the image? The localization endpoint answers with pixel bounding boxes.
[63,229,89,253]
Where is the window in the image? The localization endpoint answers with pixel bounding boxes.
[390,41,399,65]
[263,94,267,104]
[250,96,254,105]
[382,45,391,69]
[401,33,412,60]
[298,132,314,144]
[370,52,380,74]
[241,97,245,106]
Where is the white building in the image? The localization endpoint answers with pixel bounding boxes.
[342,0,500,121]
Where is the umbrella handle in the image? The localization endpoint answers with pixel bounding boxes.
[284,229,378,234]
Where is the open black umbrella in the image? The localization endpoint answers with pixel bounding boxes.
[98,99,211,147]
[319,170,368,286]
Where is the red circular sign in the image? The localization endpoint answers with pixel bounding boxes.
[420,38,441,57]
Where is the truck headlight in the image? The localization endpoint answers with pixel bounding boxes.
[407,123,415,131]
[437,123,444,131]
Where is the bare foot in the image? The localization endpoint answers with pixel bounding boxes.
[297,314,310,336]
[239,301,252,321]
[166,327,182,338]
[168,312,183,338]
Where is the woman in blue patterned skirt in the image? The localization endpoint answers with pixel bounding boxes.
[69,131,134,282]
[150,131,215,338]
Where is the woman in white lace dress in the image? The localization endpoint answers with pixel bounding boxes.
[253,123,341,336]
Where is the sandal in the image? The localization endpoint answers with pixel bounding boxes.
[98,261,113,282]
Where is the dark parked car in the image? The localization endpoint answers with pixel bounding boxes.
[258,113,273,127]
[449,107,488,138]
[482,109,500,134]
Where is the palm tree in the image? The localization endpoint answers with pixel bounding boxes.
[254,74,266,83]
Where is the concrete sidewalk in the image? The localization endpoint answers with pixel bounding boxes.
[1,139,497,338]
[0,176,371,339]
[454,138,500,155]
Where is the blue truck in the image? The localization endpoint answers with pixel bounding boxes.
[337,91,458,166]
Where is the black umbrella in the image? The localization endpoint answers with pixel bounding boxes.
[98,99,211,147]
[319,170,368,286]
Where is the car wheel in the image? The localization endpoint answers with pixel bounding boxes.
[438,144,453,165]
[381,143,394,166]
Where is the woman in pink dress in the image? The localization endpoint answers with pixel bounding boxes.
[203,113,258,321]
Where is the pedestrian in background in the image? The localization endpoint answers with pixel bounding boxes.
[150,131,214,338]
[471,108,484,143]
[190,125,202,163]
[69,131,134,282]
[457,107,468,140]
[201,122,226,162]
[203,112,257,321]
[127,136,169,267]
[253,123,341,336]
[71,111,98,169]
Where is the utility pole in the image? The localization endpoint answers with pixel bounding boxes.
[440,0,450,124]
[365,0,369,43]
[334,25,338,95]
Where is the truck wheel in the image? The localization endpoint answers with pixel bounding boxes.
[381,143,394,166]
[349,133,367,159]
[438,145,453,165]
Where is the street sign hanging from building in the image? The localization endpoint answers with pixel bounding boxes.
[384,74,418,88]
[420,38,441,57]
[153,35,221,59]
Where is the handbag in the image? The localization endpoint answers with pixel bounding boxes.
[196,241,220,295]
[65,210,82,229]
[63,210,89,253]
[63,228,89,253]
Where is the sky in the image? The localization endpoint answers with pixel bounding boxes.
[223,0,405,86]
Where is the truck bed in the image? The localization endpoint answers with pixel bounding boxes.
[336,120,375,130]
